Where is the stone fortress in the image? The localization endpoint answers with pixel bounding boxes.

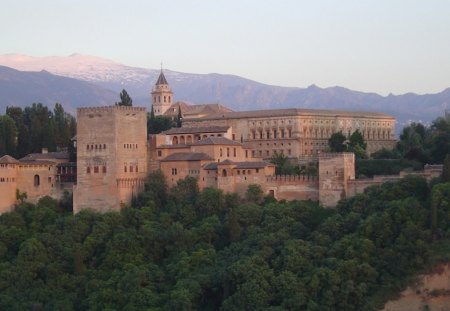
[0,70,443,214]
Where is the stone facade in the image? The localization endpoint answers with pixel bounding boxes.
[73,106,147,213]
[0,69,418,215]
[0,153,70,214]
[318,153,355,207]
[182,109,396,159]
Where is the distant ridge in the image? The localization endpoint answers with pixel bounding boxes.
[0,53,449,129]
[0,65,116,113]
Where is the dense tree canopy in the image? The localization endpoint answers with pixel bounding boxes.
[328,131,347,152]
[1,172,449,310]
[148,107,177,134]
[1,103,76,158]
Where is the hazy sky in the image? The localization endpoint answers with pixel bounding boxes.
[1,0,449,95]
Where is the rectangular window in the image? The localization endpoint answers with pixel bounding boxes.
[94,166,99,173]
[130,166,133,173]
[87,167,91,174]
[233,148,236,157]
[103,166,107,173]
[158,150,162,157]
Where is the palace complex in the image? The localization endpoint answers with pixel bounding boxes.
[1,70,440,214]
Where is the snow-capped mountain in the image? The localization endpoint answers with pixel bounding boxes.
[0,53,449,130]
[0,53,152,83]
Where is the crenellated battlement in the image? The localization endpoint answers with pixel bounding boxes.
[77,106,146,114]
[266,174,318,183]
[318,152,354,159]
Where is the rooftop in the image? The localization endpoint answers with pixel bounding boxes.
[0,155,19,164]
[155,71,169,85]
[192,137,241,146]
[203,160,273,170]
[20,151,69,162]
[161,152,214,162]
[163,125,230,135]
[187,108,395,121]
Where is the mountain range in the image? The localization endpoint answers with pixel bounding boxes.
[0,53,449,130]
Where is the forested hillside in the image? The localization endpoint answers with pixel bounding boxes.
[1,171,450,310]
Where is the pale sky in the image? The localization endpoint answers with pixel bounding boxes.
[1,0,449,95]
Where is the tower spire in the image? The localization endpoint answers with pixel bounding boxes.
[151,63,173,116]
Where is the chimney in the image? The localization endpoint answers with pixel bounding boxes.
[41,148,48,154]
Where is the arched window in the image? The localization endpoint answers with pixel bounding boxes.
[34,175,40,186]
[172,136,178,145]
[164,96,166,103]
[222,169,227,177]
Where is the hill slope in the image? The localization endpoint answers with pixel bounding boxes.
[0,65,116,113]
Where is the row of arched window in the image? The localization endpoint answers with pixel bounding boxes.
[124,143,138,149]
[124,165,139,173]
[251,128,292,140]
[87,144,106,151]
[86,166,107,174]
[0,177,15,182]
[153,95,172,104]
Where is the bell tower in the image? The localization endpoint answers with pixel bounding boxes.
[151,69,173,116]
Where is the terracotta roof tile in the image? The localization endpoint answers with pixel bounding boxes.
[193,137,241,146]
[188,108,394,120]
[163,126,229,135]
[0,155,19,164]
[161,152,214,162]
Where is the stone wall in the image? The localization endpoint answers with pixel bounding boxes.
[74,106,148,213]
[183,111,396,158]
[265,175,319,201]
[0,163,17,214]
[318,153,355,207]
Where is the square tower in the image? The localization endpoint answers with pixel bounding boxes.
[318,152,355,207]
[73,106,148,213]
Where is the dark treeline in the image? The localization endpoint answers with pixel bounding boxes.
[373,112,450,164]
[0,103,76,158]
[1,170,450,310]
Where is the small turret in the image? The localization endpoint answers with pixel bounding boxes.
[151,69,173,116]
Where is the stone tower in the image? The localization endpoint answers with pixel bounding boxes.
[73,106,148,213]
[318,152,355,207]
[151,70,173,116]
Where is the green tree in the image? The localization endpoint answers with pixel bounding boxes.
[246,184,264,203]
[148,114,176,134]
[328,131,347,152]
[116,89,133,106]
[397,123,429,163]
[270,151,296,175]
[443,154,450,182]
[348,130,367,158]
[176,106,183,128]
[0,115,18,156]
[429,114,450,163]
